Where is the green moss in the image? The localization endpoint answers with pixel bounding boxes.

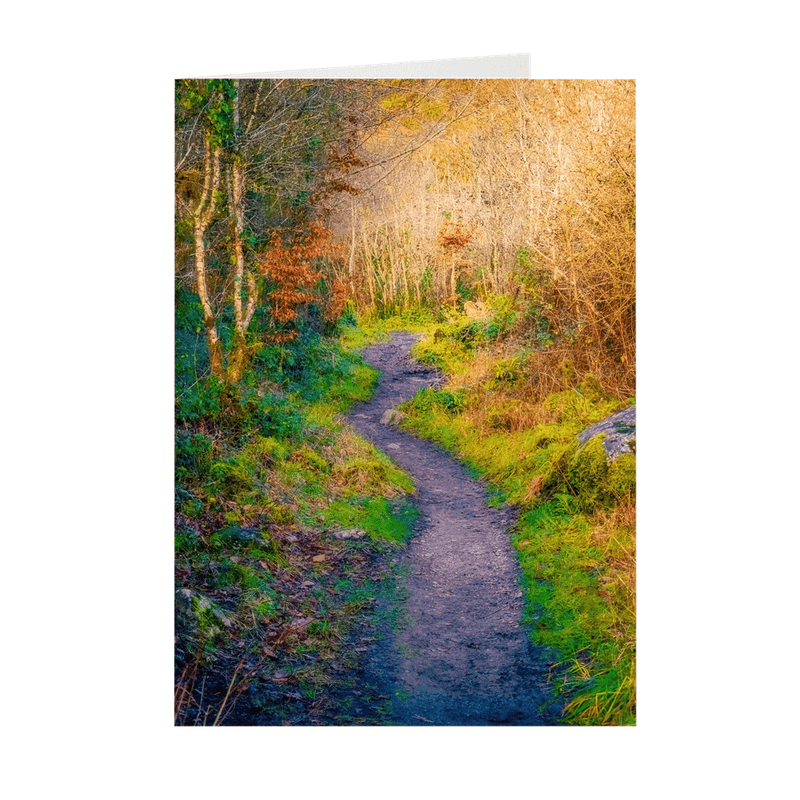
[210,525,275,552]
[250,436,290,463]
[209,459,253,494]
[264,502,295,525]
[608,453,636,498]
[291,447,331,474]
[567,435,610,500]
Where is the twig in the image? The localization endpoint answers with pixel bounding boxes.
[212,663,242,726]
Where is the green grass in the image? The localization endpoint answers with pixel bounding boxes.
[318,497,418,546]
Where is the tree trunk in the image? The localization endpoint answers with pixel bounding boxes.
[226,82,257,383]
[193,135,224,376]
[226,155,253,382]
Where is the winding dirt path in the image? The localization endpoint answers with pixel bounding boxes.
[348,332,558,725]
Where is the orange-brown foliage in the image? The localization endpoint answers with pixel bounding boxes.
[436,221,472,254]
[324,279,349,323]
[258,222,344,339]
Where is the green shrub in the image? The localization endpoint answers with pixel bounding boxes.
[176,376,224,424]
[258,394,305,439]
[407,386,467,415]
[492,355,527,384]
[175,289,204,333]
[175,432,213,480]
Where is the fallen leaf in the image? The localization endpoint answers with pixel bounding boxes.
[312,555,326,563]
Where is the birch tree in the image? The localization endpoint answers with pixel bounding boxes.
[176,78,361,378]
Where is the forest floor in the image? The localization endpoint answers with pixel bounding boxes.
[346,332,562,725]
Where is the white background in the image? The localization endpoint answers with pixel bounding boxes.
[3,3,796,797]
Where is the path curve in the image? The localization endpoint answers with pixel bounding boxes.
[348,332,558,725]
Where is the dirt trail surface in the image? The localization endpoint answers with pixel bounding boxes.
[348,332,558,725]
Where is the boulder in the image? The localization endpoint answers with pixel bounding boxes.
[577,405,636,461]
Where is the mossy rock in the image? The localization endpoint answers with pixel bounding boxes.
[175,588,232,646]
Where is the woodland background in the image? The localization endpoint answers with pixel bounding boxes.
[175,78,635,394]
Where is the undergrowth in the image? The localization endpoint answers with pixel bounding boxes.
[175,294,417,725]
[399,311,636,726]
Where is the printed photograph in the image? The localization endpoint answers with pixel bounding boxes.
[174,79,636,726]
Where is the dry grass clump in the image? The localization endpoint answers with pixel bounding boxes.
[590,500,636,636]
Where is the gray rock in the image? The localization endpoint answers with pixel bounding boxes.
[332,528,367,540]
[577,405,636,461]
[381,408,406,425]
[175,588,232,643]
